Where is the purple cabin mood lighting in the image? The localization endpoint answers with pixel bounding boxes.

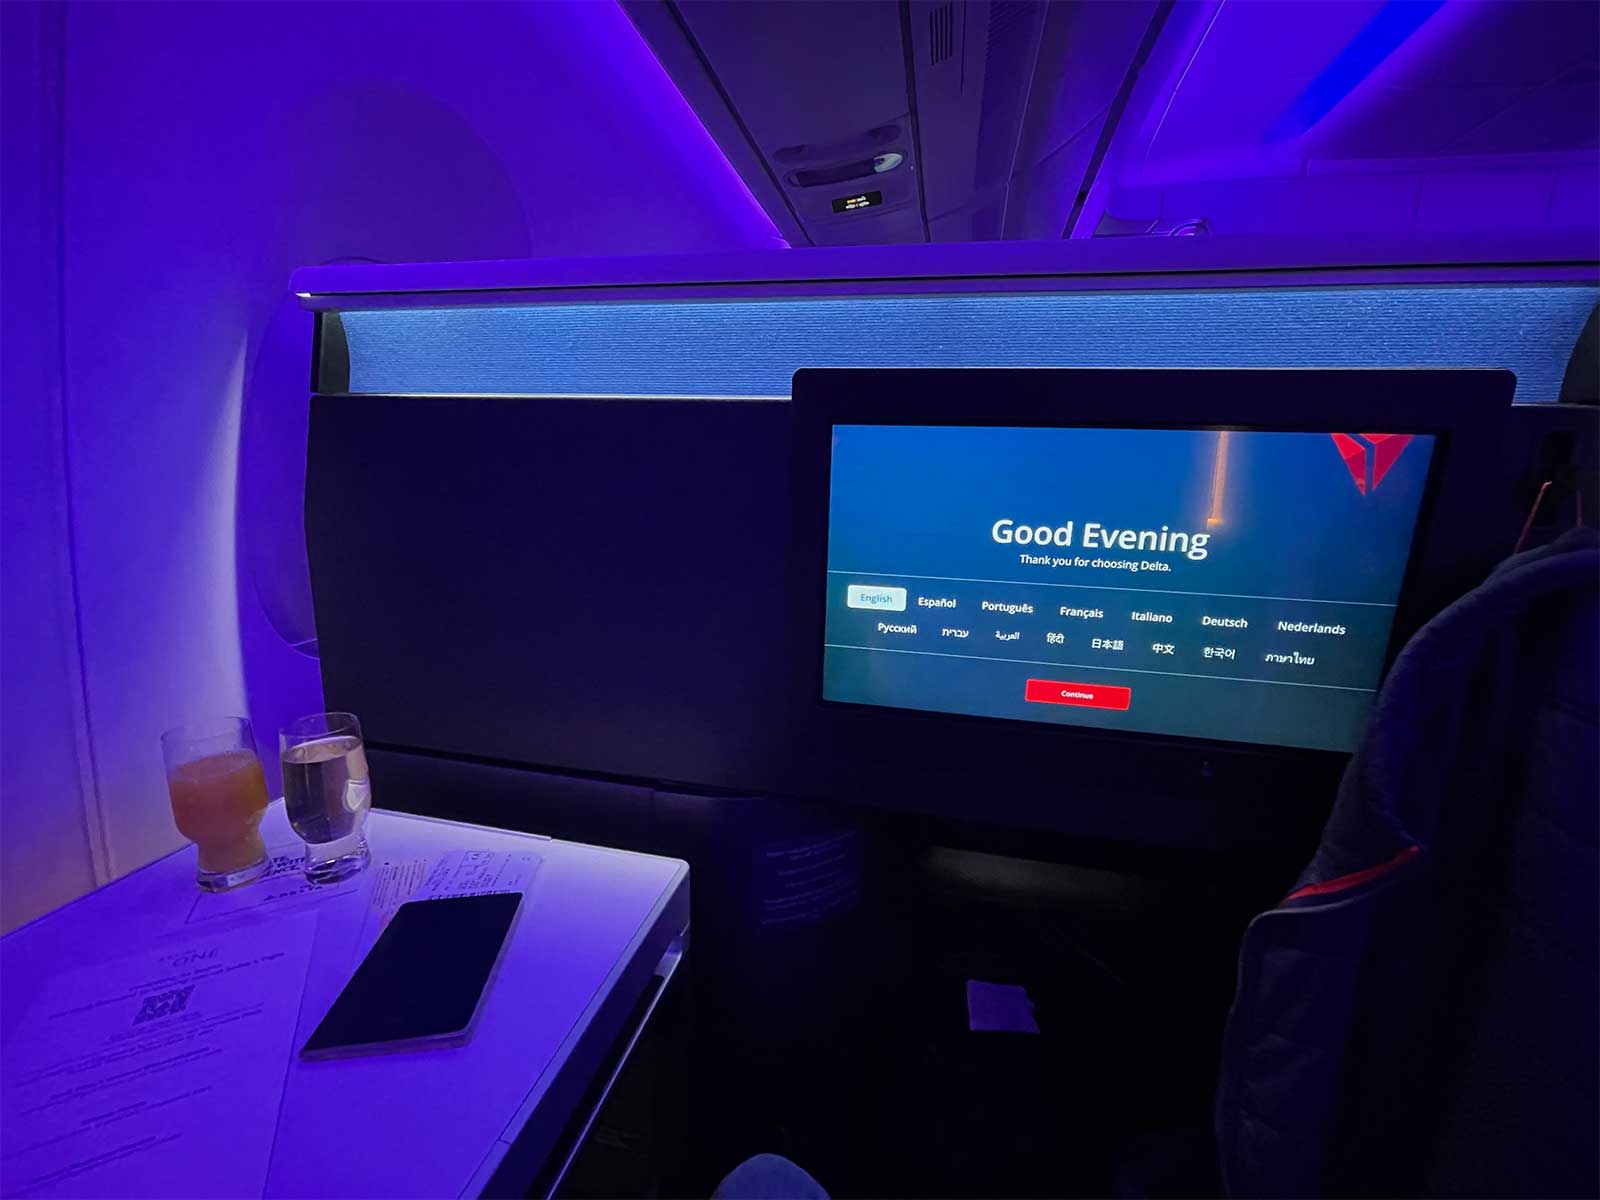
[2,2,1596,1199]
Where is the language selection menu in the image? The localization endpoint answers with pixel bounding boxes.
[822,424,1434,752]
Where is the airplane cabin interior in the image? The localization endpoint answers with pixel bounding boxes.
[2,3,1597,1199]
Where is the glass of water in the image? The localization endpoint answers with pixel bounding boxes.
[280,711,372,883]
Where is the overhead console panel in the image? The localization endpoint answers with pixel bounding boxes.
[622,1,1597,245]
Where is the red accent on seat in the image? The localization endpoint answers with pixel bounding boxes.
[1284,845,1421,902]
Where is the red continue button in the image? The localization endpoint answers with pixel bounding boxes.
[1025,679,1132,711]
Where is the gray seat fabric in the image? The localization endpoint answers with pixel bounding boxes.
[1217,530,1599,1199]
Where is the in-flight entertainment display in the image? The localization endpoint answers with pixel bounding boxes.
[822,424,1437,752]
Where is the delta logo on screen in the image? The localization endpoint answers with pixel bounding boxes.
[1329,433,1413,495]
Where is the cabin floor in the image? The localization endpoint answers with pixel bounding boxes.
[561,829,1287,1199]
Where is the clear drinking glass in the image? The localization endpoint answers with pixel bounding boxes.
[161,717,271,891]
[280,711,372,883]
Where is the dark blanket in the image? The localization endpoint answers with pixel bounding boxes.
[1216,530,1599,1199]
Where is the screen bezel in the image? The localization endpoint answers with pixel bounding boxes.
[789,368,1514,837]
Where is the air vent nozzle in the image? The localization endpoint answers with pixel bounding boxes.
[789,156,897,188]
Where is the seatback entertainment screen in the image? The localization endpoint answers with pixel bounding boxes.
[822,424,1436,752]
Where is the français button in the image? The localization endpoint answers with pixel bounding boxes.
[1024,679,1132,710]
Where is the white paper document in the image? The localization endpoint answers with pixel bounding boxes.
[413,848,539,901]
[0,915,316,1198]
[367,856,430,924]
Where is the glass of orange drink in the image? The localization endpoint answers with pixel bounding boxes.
[161,717,271,891]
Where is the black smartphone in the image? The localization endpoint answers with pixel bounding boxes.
[301,891,523,1060]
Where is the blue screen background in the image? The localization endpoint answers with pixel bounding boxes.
[822,425,1436,751]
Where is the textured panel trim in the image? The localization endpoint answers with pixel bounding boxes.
[336,284,1597,404]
